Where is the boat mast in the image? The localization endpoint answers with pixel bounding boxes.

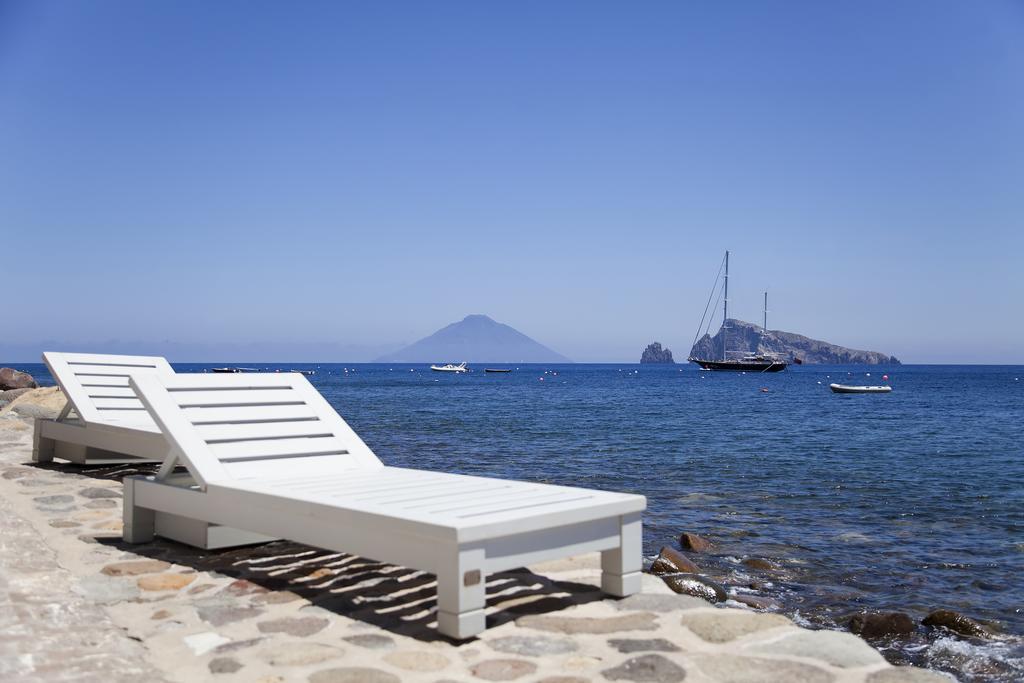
[722,250,729,361]
[763,291,767,331]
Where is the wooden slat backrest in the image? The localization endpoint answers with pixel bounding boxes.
[130,373,382,488]
[42,352,175,424]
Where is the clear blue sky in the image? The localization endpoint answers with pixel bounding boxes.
[2,1,1021,362]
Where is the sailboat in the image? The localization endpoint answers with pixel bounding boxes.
[688,251,787,373]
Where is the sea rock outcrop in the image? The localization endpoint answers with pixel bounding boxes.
[679,532,714,552]
[0,367,38,391]
[922,609,989,638]
[689,319,900,365]
[640,343,674,364]
[649,547,700,575]
[660,573,727,603]
[849,612,916,639]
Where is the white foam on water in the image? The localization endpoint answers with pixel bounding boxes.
[925,636,1024,680]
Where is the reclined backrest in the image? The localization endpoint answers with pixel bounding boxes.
[43,352,175,425]
[130,373,383,487]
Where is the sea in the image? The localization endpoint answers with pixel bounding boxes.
[11,361,1024,681]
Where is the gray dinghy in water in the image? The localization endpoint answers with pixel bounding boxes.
[830,383,892,394]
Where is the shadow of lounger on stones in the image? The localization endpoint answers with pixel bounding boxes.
[95,536,607,642]
[29,461,609,639]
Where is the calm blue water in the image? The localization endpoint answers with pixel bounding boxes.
[10,361,1023,680]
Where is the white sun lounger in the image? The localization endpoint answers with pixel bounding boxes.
[123,372,645,638]
[34,352,275,549]
[33,352,177,465]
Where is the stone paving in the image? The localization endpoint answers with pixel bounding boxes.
[0,391,951,682]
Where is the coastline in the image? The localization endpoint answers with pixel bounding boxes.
[0,388,948,682]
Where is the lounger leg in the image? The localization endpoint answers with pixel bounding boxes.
[32,419,55,463]
[436,544,486,639]
[601,512,642,596]
[123,476,155,544]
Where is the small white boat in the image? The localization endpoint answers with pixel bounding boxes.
[430,362,468,373]
[830,383,892,394]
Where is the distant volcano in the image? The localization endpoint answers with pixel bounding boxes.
[375,315,571,363]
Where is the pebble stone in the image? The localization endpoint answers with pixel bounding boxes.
[257,615,330,637]
[607,638,681,653]
[100,560,170,576]
[33,494,75,506]
[748,629,885,668]
[197,604,266,627]
[516,612,659,634]
[78,487,121,499]
[137,573,195,591]
[308,667,400,683]
[610,594,707,613]
[486,635,579,656]
[84,499,119,509]
[680,611,793,643]
[208,657,244,674]
[342,634,397,650]
[537,678,591,683]
[470,658,539,681]
[602,653,687,682]
[260,642,345,666]
[382,650,451,672]
[694,654,834,683]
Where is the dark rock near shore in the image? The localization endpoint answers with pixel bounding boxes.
[640,342,675,364]
[679,532,714,553]
[849,612,916,639]
[690,319,900,365]
[741,558,776,571]
[0,368,37,391]
[650,547,700,575]
[660,573,727,603]
[730,594,779,610]
[922,610,989,638]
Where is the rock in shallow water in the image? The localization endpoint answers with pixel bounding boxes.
[848,611,916,639]
[741,557,777,571]
[922,609,989,638]
[650,547,700,575]
[679,532,714,552]
[660,573,727,603]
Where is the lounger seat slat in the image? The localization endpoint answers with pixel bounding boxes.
[79,377,134,387]
[180,405,319,424]
[292,472,452,496]
[209,436,349,462]
[360,481,512,505]
[64,353,172,367]
[168,389,307,407]
[425,488,582,514]
[63,363,166,376]
[93,398,147,410]
[196,422,337,443]
[85,387,137,398]
[222,455,367,479]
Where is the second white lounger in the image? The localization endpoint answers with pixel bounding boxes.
[123,372,645,639]
[34,352,176,465]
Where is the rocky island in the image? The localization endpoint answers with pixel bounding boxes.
[640,342,675,364]
[689,319,900,365]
